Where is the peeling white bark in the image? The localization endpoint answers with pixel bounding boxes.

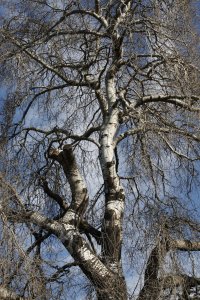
[99,61,125,271]
[49,145,88,216]
[107,199,124,212]
[106,78,117,107]
[59,219,114,283]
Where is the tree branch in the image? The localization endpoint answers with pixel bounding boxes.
[63,9,108,28]
[170,239,200,251]
[162,274,200,289]
[14,126,100,148]
[47,262,79,283]
[40,178,68,211]
[114,127,143,145]
[0,202,113,290]
[135,94,200,111]
[3,32,98,88]
[48,145,89,216]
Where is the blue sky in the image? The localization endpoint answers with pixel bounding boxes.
[0,1,200,299]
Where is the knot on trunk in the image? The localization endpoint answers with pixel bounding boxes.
[48,148,62,161]
[48,145,75,164]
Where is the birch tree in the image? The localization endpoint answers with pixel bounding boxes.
[0,0,200,299]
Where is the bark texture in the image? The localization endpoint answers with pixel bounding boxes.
[0,0,200,299]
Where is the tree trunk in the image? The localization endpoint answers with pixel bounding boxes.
[96,275,127,300]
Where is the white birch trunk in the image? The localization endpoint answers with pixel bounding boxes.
[99,73,125,277]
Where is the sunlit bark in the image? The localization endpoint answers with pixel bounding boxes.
[0,0,199,299]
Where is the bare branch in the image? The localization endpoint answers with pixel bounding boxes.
[40,178,68,211]
[170,239,200,251]
[47,262,79,282]
[135,94,200,111]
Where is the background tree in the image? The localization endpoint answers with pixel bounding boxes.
[0,0,200,299]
